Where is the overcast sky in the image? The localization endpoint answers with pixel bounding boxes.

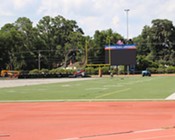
[1,0,175,38]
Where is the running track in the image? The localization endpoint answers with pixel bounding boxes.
[0,101,175,140]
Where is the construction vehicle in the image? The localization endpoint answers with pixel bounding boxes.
[0,70,20,78]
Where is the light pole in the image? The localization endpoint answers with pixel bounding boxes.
[124,9,130,40]
[124,9,130,74]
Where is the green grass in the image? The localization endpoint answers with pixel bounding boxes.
[0,76,175,101]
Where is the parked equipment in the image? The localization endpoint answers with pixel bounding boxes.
[0,70,20,78]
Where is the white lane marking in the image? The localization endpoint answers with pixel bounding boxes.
[131,135,175,140]
[59,126,175,140]
[0,98,166,103]
[95,88,130,99]
[134,128,164,134]
[166,92,175,100]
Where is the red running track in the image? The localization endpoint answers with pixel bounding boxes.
[0,101,175,140]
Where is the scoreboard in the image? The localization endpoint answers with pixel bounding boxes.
[105,44,136,65]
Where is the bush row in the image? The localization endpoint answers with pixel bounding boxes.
[19,66,175,77]
[18,68,76,79]
[85,66,175,75]
[28,67,112,75]
[147,66,175,74]
[29,68,76,74]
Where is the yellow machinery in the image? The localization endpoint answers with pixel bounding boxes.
[0,70,20,78]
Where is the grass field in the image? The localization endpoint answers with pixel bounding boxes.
[0,76,175,101]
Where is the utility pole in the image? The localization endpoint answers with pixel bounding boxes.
[38,50,41,70]
[85,40,88,65]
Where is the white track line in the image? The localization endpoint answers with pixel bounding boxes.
[60,126,175,140]
[131,135,175,140]
[133,128,164,134]
[166,92,175,100]
[0,99,167,103]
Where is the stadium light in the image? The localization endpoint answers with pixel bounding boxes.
[124,9,130,75]
[124,9,130,40]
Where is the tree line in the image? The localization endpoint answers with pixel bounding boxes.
[134,19,175,72]
[0,15,175,72]
[0,15,86,70]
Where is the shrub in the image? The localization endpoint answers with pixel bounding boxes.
[40,69,49,74]
[49,69,58,74]
[118,66,125,74]
[85,67,96,75]
[29,69,40,74]
[166,66,175,73]
[101,66,110,74]
[147,67,157,74]
[157,67,165,74]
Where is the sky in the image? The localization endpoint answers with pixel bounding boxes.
[1,0,175,38]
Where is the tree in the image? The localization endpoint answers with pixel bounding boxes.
[14,17,38,70]
[36,15,85,69]
[150,19,175,63]
[88,29,123,64]
[0,23,25,70]
[134,26,151,56]
[0,25,13,69]
[134,19,175,70]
